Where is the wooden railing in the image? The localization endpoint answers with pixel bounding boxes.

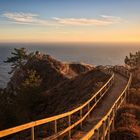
[81,66,132,140]
[0,69,114,140]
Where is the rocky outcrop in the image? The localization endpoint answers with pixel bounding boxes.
[6,53,93,92]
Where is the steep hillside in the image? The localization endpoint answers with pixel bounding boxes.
[42,69,110,116]
[0,51,110,133]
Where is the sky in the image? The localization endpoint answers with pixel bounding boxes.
[0,0,140,43]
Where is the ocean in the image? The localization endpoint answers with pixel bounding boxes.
[0,42,139,88]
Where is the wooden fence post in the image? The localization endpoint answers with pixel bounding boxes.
[100,91,102,96]
[111,108,115,130]
[54,120,57,134]
[124,90,127,104]
[68,115,71,138]
[107,116,110,140]
[80,109,83,129]
[31,127,35,140]
[95,129,99,140]
[88,103,90,118]
[95,97,97,102]
[102,121,105,140]
[115,103,118,112]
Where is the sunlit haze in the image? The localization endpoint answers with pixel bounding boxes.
[0,0,140,43]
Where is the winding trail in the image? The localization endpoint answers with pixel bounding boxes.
[71,73,127,139]
[0,70,130,140]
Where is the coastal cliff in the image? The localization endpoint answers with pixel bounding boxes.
[6,53,93,92]
[0,49,110,131]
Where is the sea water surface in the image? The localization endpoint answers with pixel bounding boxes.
[0,42,139,88]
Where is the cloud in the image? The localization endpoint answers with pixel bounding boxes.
[3,12,38,24]
[101,15,122,23]
[53,16,122,26]
[3,12,51,25]
[3,12,123,26]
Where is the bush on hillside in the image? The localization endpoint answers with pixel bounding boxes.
[111,126,140,140]
[115,104,140,128]
[128,90,140,106]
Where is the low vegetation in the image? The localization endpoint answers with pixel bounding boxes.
[111,51,140,140]
[124,51,140,68]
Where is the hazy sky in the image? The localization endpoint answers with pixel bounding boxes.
[0,0,140,43]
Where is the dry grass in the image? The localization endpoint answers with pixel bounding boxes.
[115,104,140,128]
[128,89,140,106]
[111,88,140,140]
[111,126,140,140]
[43,69,110,116]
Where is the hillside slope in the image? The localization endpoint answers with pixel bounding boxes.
[42,69,110,116]
[0,52,110,132]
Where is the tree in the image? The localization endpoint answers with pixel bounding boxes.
[17,70,43,120]
[124,56,129,64]
[4,48,28,74]
[129,52,133,58]
[20,69,42,92]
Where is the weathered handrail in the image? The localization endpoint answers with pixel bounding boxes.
[81,66,132,140]
[0,70,114,139]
